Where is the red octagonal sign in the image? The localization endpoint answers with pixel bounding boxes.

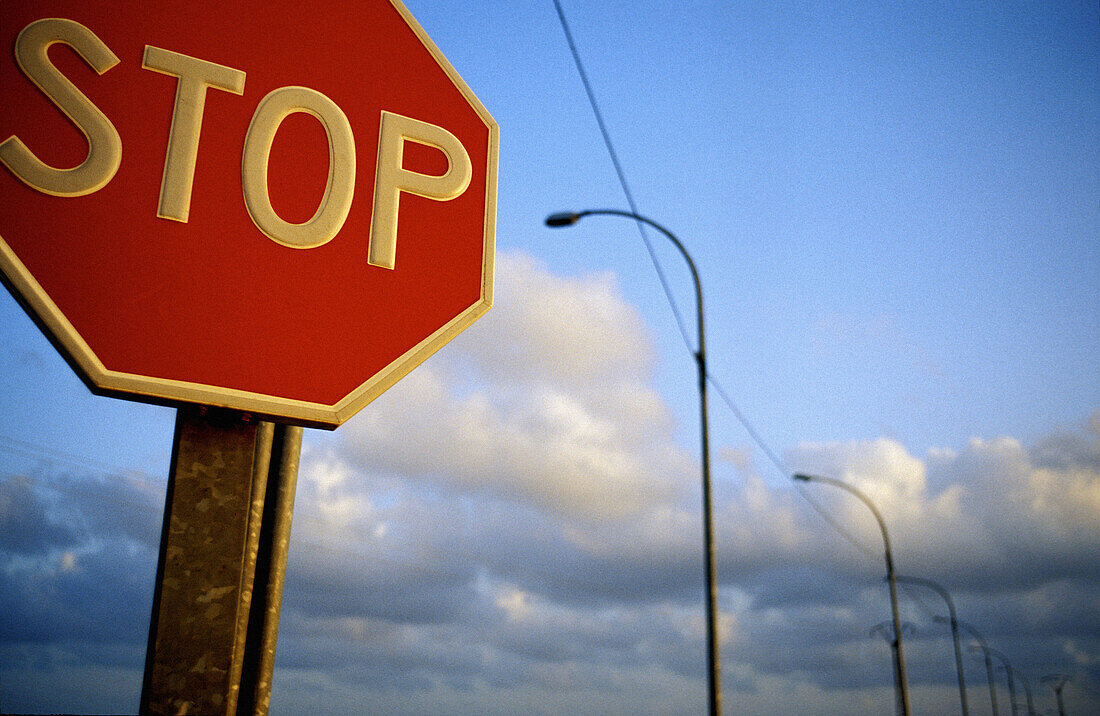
[0,1,497,428]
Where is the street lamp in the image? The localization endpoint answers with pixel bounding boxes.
[792,473,910,716]
[957,621,999,715]
[1018,675,1036,716]
[986,647,1019,716]
[871,618,914,714]
[871,620,914,642]
[1040,674,1068,716]
[546,209,722,716]
[896,575,969,716]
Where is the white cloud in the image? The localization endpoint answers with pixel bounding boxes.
[3,251,1097,715]
[334,251,690,523]
[272,252,1099,713]
[453,251,655,389]
[783,422,1100,586]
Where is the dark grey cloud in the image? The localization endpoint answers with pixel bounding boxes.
[0,469,159,649]
[0,475,78,556]
[268,256,1100,712]
[3,255,1097,715]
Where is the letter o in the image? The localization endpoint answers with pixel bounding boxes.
[242,86,355,248]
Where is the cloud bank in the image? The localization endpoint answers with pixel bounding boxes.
[2,252,1096,714]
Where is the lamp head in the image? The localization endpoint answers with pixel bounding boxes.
[792,473,812,482]
[545,212,582,227]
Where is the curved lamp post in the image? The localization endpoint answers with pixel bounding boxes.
[546,209,722,716]
[895,575,969,716]
[793,473,910,716]
[958,621,999,716]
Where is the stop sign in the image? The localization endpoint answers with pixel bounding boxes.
[0,0,497,428]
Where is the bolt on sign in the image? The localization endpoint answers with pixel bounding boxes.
[0,0,498,428]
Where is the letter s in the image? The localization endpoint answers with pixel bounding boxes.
[0,18,122,197]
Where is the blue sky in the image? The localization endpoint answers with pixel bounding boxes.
[1,1,1098,714]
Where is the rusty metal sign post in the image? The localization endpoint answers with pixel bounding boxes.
[140,408,302,715]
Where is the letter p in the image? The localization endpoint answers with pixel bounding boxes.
[368,111,472,270]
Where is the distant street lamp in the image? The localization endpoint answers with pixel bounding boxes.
[793,473,910,716]
[871,620,914,642]
[1018,675,1036,716]
[871,618,914,714]
[986,646,1019,716]
[1040,674,1068,716]
[896,575,969,716]
[546,209,722,716]
[958,621,999,716]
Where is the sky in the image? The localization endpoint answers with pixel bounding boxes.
[1,0,1098,714]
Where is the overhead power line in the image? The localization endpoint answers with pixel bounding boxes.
[0,433,135,476]
[550,0,878,561]
[550,0,694,354]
